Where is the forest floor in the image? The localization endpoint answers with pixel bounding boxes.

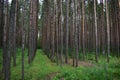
[0,49,120,80]
[68,58,95,67]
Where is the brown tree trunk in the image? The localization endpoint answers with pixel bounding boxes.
[65,0,69,64]
[94,0,98,62]
[0,0,4,48]
[7,0,17,79]
[82,0,85,60]
[13,0,18,67]
[55,0,59,65]
[100,1,105,55]
[60,0,63,66]
[51,0,55,61]
[116,0,119,57]
[75,0,79,67]
[72,0,75,66]
[3,0,8,76]
[28,0,38,63]
[106,0,110,62]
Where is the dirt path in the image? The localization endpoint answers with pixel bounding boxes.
[46,59,95,80]
[46,72,60,80]
[68,58,95,67]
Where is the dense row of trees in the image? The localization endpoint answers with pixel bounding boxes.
[0,0,38,79]
[41,0,120,66]
[0,0,120,80]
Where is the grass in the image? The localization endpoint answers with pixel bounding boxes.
[0,49,60,80]
[53,54,120,80]
[0,49,120,80]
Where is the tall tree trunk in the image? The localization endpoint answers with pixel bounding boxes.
[100,0,105,55]
[28,0,33,63]
[106,0,110,62]
[3,0,8,76]
[94,0,98,62]
[60,0,63,66]
[22,25,25,80]
[21,0,28,79]
[46,0,50,57]
[28,0,38,63]
[118,0,120,56]
[116,0,119,57]
[55,0,59,65]
[72,0,75,66]
[13,0,18,67]
[65,0,69,64]
[78,1,82,53]
[7,0,17,79]
[75,0,79,67]
[51,0,55,61]
[0,0,4,48]
[82,0,85,60]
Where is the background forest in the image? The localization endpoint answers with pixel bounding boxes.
[0,0,120,80]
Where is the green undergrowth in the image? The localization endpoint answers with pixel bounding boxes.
[0,49,60,80]
[53,55,120,80]
[0,49,120,80]
[12,49,60,80]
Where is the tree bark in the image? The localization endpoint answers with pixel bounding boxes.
[94,0,98,62]
[7,0,17,79]
[0,0,4,48]
[65,0,69,64]
[82,0,85,60]
[3,0,8,76]
[13,0,18,67]
[75,0,79,67]
[71,0,75,66]
[28,0,38,63]
[60,0,63,66]
[106,0,110,62]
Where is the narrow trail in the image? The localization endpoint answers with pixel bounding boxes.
[68,58,95,67]
[47,58,96,80]
[46,72,60,80]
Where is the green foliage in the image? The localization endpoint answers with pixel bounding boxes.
[54,65,120,80]
[53,57,120,80]
[0,49,120,80]
[0,49,59,80]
